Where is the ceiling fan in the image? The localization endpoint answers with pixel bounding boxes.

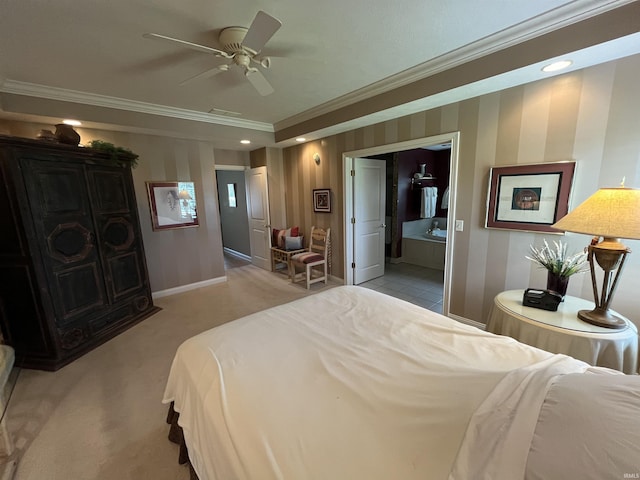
[143,11,282,96]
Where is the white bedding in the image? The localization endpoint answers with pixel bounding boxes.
[163,286,593,480]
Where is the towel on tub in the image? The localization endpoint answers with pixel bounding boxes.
[441,187,450,209]
[420,186,437,218]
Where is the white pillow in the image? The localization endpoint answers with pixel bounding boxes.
[525,371,640,480]
[285,235,303,250]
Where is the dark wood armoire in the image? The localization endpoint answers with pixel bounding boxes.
[0,135,159,371]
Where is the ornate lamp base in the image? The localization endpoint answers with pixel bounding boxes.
[580,240,630,330]
[578,308,627,329]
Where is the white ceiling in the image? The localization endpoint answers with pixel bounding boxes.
[1,0,638,150]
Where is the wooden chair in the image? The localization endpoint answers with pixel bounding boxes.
[290,226,330,289]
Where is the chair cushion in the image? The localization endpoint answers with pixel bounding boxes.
[272,226,299,248]
[291,252,324,264]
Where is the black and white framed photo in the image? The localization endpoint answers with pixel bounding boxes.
[485,161,576,233]
[313,188,331,213]
[146,181,199,231]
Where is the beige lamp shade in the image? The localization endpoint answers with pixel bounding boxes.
[552,188,640,240]
[178,190,192,200]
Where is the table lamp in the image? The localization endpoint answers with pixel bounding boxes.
[551,184,640,329]
[178,190,192,208]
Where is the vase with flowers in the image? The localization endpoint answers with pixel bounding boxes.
[526,239,588,297]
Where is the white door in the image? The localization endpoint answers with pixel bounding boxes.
[353,157,386,284]
[245,166,271,270]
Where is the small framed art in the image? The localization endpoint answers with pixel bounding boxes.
[146,181,199,231]
[313,188,331,213]
[485,161,575,233]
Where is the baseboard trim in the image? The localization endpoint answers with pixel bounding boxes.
[449,313,486,330]
[152,276,227,299]
[223,247,251,262]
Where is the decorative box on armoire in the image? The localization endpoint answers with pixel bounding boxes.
[0,135,159,371]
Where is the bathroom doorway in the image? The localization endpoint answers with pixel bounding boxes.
[343,132,459,316]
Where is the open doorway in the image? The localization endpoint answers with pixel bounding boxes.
[215,166,251,270]
[343,132,460,316]
[362,144,451,313]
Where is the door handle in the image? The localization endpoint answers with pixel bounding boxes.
[380,224,386,228]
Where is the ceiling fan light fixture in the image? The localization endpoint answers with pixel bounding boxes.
[235,53,252,68]
[144,10,280,96]
[218,27,248,53]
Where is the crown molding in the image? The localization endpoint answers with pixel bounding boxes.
[275,0,633,131]
[0,80,274,132]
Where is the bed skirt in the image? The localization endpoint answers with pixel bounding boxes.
[166,402,199,480]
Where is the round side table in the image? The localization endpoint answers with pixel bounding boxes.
[487,290,638,374]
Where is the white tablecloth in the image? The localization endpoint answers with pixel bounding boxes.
[487,290,639,374]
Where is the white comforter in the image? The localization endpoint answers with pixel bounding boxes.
[163,286,590,480]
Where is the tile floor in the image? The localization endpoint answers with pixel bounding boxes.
[359,261,445,314]
[224,252,444,313]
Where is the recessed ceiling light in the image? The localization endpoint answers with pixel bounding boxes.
[240,140,251,144]
[295,137,306,142]
[542,60,572,73]
[62,119,82,126]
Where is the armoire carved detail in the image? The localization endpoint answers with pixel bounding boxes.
[0,134,159,371]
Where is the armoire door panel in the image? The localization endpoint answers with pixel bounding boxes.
[88,169,129,214]
[108,252,143,298]
[54,263,106,322]
[101,217,135,252]
[47,222,94,263]
[26,164,89,218]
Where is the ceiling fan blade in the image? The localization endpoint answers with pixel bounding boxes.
[178,65,228,86]
[245,69,274,96]
[241,11,282,53]
[143,33,232,58]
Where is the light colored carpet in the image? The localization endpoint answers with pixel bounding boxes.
[3,264,335,479]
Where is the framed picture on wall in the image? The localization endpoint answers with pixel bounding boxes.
[313,188,331,213]
[146,181,199,231]
[485,161,576,233]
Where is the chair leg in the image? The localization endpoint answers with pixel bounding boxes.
[323,262,327,284]
[306,265,311,289]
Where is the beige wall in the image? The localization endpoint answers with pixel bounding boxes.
[282,140,344,278]
[0,120,228,293]
[2,53,639,326]
[282,54,640,327]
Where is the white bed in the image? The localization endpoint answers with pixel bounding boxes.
[163,286,640,480]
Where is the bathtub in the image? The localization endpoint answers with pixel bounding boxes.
[424,229,447,242]
[401,219,447,270]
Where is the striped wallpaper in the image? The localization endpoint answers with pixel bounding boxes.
[0,120,233,294]
[283,53,640,327]
[2,53,639,326]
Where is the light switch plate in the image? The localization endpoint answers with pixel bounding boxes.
[455,220,464,231]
